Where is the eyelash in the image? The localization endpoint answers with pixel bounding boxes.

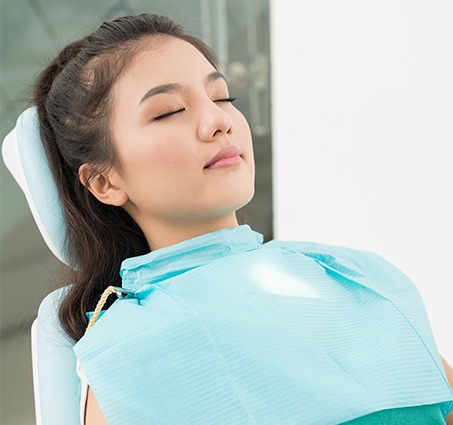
[153,97,237,121]
[216,96,237,104]
[154,109,184,121]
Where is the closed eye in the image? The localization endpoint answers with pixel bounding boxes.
[215,97,237,104]
[153,97,235,121]
[154,108,185,121]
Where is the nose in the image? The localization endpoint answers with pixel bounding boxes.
[197,101,233,142]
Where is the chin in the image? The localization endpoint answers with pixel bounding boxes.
[198,190,255,221]
[224,189,255,217]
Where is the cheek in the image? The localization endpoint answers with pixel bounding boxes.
[120,131,183,171]
[234,111,253,147]
[119,135,200,194]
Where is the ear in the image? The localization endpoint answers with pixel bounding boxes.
[79,164,128,207]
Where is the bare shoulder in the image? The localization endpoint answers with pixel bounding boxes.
[441,356,453,382]
[442,356,453,425]
[85,386,108,425]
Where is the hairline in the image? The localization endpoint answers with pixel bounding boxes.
[85,33,218,181]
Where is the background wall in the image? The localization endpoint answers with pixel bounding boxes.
[271,0,453,361]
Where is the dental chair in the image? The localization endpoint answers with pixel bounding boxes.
[2,108,84,425]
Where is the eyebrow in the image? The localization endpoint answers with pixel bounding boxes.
[205,71,226,84]
[138,71,227,106]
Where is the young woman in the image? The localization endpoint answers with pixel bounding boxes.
[31,13,453,425]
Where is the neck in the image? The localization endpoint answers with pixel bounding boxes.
[139,214,240,251]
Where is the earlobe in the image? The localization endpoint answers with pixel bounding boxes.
[79,164,128,207]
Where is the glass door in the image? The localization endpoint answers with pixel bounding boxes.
[199,0,272,239]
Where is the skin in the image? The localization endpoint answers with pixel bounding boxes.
[81,36,255,251]
[80,36,453,424]
[444,357,453,425]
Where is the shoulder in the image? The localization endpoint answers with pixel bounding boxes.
[264,239,386,267]
[263,239,416,292]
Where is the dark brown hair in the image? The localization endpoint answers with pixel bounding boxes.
[33,14,220,341]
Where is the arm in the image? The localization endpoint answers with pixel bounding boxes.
[441,356,453,425]
[442,356,453,425]
[85,386,108,425]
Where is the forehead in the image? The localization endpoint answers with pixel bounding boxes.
[116,36,217,90]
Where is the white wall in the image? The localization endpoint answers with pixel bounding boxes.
[271,0,453,361]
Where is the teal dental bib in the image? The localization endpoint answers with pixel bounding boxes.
[74,225,453,424]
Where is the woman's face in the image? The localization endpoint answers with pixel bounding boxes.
[106,36,255,240]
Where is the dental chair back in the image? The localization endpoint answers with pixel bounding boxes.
[2,108,83,425]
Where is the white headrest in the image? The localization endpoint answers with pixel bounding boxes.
[2,108,69,265]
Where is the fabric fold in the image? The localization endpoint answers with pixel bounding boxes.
[74,226,453,424]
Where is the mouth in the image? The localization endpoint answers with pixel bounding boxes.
[204,145,242,170]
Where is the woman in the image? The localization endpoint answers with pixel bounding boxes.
[31,13,453,424]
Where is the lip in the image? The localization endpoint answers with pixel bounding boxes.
[204,145,242,170]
